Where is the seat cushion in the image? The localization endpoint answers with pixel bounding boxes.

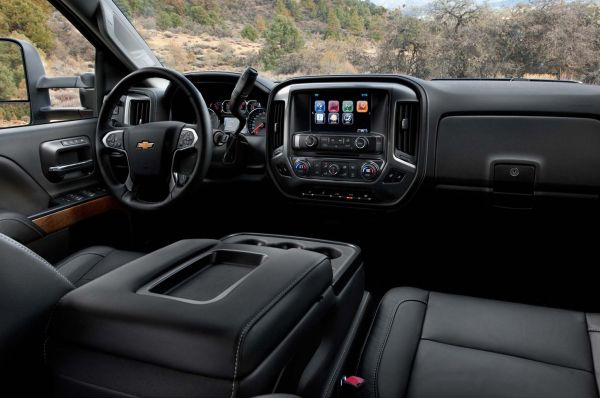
[357,288,600,398]
[55,246,142,287]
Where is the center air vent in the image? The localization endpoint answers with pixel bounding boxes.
[396,102,420,157]
[268,101,285,153]
[128,97,150,126]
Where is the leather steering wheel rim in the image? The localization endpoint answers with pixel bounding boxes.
[96,67,212,211]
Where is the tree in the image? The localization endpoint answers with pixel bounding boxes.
[0,0,54,52]
[348,9,364,34]
[325,7,341,40]
[260,15,304,69]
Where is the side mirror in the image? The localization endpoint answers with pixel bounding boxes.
[0,38,96,127]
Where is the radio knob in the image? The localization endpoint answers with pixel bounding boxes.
[360,162,379,180]
[355,137,368,150]
[328,163,341,176]
[305,135,318,148]
[293,160,311,177]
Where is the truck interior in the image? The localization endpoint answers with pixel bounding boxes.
[2,1,600,397]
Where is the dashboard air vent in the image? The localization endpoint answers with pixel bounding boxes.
[128,98,150,126]
[396,102,419,156]
[269,101,285,152]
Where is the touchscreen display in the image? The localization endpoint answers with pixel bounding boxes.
[310,91,371,133]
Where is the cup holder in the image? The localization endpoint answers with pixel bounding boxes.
[305,247,342,259]
[237,239,267,246]
[267,242,304,250]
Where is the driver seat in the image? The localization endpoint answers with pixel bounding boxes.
[0,232,141,395]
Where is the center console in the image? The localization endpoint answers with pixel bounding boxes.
[48,234,368,398]
[266,77,423,206]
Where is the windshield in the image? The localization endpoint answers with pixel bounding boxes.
[113,0,600,84]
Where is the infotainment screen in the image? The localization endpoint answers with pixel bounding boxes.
[310,91,371,133]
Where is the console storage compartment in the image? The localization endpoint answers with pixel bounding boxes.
[48,235,366,398]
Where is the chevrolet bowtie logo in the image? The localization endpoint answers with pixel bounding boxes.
[137,140,155,150]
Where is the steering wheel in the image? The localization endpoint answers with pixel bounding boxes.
[96,67,212,211]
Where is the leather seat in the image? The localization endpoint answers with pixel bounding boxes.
[55,246,142,287]
[357,287,600,398]
[0,232,141,395]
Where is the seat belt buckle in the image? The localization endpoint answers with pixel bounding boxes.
[341,375,365,389]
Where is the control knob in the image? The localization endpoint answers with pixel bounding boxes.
[293,159,311,177]
[360,162,379,180]
[355,137,368,150]
[305,135,318,149]
[328,163,341,176]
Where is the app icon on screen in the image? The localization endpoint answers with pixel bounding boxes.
[328,113,339,124]
[315,113,325,124]
[342,101,353,113]
[356,101,369,113]
[342,113,353,125]
[314,100,326,113]
[328,101,339,113]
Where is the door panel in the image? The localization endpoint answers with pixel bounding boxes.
[0,118,99,215]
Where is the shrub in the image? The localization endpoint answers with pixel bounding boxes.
[241,25,258,41]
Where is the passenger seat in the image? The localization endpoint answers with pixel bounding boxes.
[356,287,600,398]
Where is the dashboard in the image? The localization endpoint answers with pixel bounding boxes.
[120,71,600,210]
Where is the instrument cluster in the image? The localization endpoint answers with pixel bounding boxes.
[207,99,266,136]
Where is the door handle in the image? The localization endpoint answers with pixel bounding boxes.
[48,159,94,176]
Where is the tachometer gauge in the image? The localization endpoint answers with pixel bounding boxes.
[246,108,267,136]
[247,100,262,112]
[208,108,220,130]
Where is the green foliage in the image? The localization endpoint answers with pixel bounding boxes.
[260,15,304,70]
[241,25,259,41]
[189,5,220,26]
[0,102,30,127]
[325,8,341,39]
[0,0,54,52]
[0,41,27,100]
[156,11,182,30]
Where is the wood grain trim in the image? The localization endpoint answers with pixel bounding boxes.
[32,196,121,234]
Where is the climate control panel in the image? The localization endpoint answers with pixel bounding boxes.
[292,158,382,181]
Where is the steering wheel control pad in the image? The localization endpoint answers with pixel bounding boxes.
[102,130,124,150]
[177,128,198,150]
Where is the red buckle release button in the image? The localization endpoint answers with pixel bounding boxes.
[343,375,365,388]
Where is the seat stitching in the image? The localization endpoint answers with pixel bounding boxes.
[372,298,428,398]
[402,291,430,398]
[421,337,593,374]
[0,233,73,287]
[585,313,600,398]
[56,253,106,286]
[56,252,107,270]
[230,258,330,398]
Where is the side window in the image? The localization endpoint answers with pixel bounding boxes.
[0,1,95,129]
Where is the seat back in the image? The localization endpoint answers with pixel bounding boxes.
[0,233,72,394]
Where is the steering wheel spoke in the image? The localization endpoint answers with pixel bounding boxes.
[101,129,127,152]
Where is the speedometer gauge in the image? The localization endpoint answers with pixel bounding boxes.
[246,108,267,136]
